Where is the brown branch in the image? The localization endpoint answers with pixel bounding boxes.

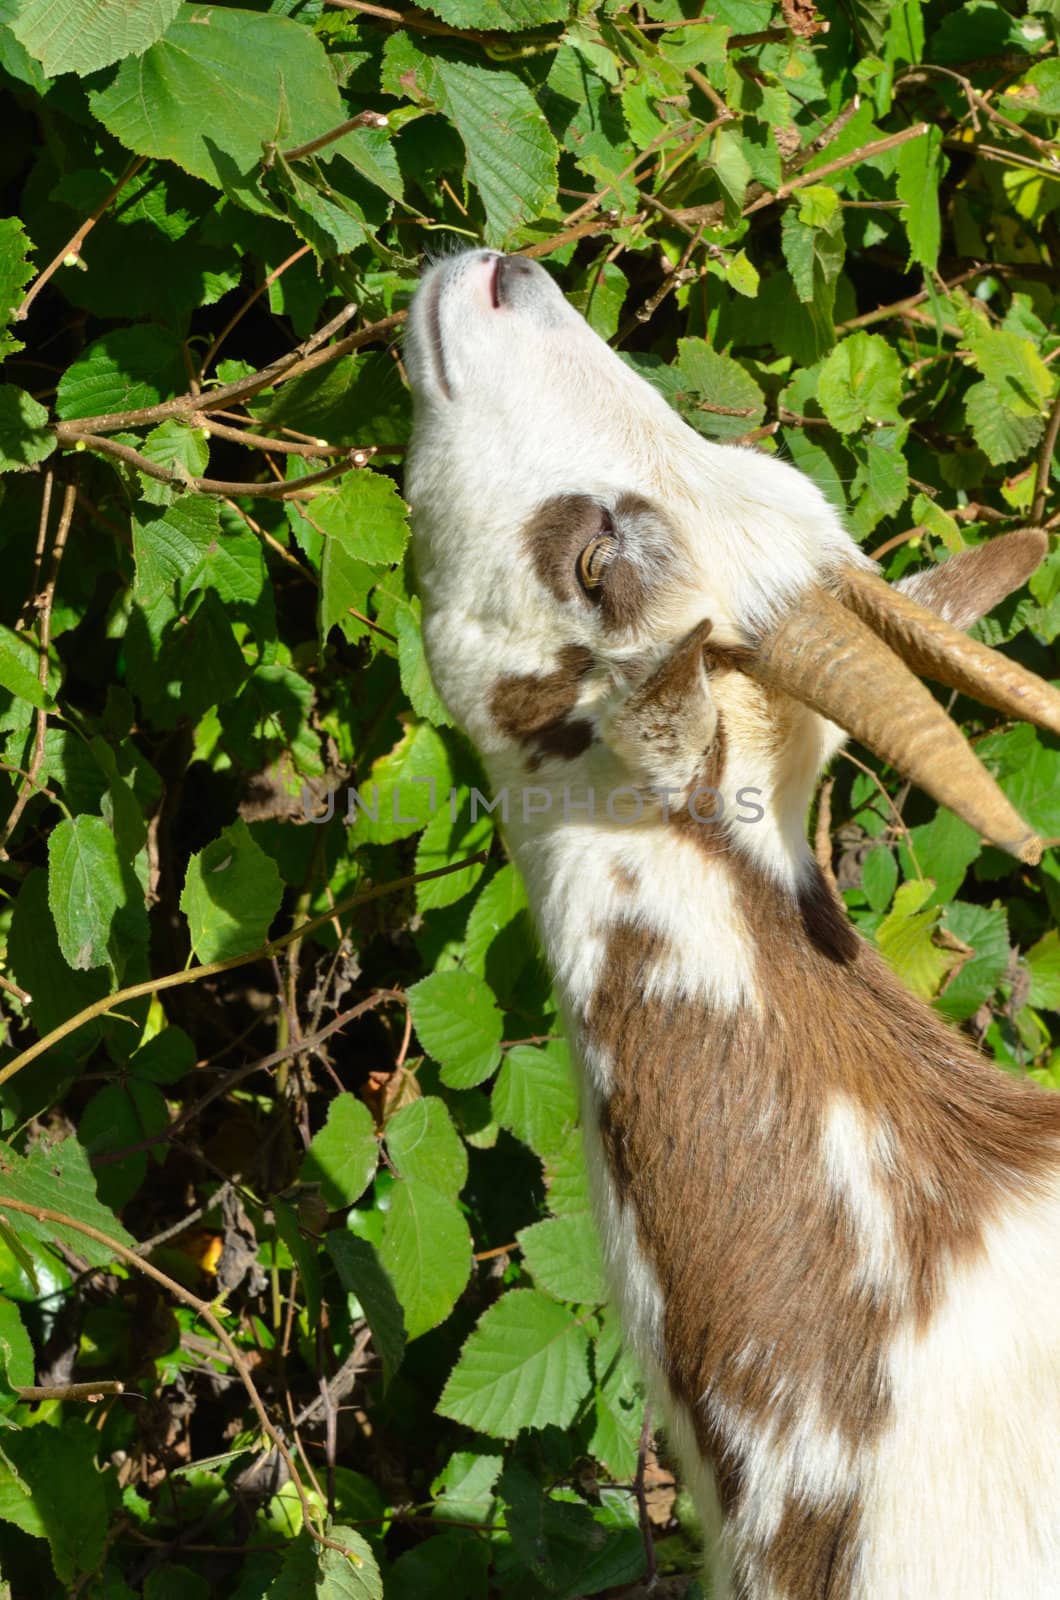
[198,244,312,380]
[0,478,75,854]
[281,110,390,165]
[13,1380,125,1402]
[56,428,362,500]
[1032,386,1060,525]
[196,417,346,458]
[0,973,32,1007]
[0,853,488,1084]
[16,156,147,322]
[58,307,405,437]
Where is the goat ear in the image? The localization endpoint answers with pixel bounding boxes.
[895,528,1047,630]
[601,620,718,789]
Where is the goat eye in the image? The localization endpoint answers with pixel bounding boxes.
[576,534,617,594]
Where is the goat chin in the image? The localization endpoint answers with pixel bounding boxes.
[403,248,1060,1599]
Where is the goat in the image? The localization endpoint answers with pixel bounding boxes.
[403,249,1060,1599]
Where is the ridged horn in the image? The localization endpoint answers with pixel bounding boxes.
[837,555,1060,738]
[741,585,1043,863]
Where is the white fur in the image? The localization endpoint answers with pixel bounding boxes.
[820,1097,901,1297]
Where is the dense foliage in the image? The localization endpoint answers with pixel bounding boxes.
[0,0,1056,1593]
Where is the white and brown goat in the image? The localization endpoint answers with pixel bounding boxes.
[403,250,1060,1599]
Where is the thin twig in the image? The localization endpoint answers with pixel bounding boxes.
[0,973,32,1007]
[13,1380,125,1402]
[56,428,364,500]
[197,418,347,458]
[1,479,75,853]
[633,1404,657,1588]
[281,110,390,165]
[16,157,147,321]
[0,854,488,1084]
[198,244,312,380]
[1032,386,1060,525]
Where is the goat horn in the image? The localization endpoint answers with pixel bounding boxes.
[740,585,1043,863]
[837,553,1060,738]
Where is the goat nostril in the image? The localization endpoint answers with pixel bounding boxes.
[489,256,502,311]
[492,254,535,310]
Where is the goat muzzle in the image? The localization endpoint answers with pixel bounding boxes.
[738,531,1060,863]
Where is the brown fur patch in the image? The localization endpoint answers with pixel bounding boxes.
[580,805,1060,1593]
[491,644,594,769]
[521,491,675,632]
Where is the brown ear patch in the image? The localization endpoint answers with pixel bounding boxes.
[491,643,595,768]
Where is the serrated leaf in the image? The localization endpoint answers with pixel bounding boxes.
[385,1097,467,1196]
[876,878,962,1000]
[936,901,1009,1022]
[132,494,222,604]
[674,339,764,442]
[348,720,453,847]
[896,123,944,270]
[426,56,559,246]
[438,1288,591,1439]
[300,1094,378,1208]
[55,326,186,422]
[817,332,904,433]
[0,621,51,709]
[0,216,33,358]
[312,469,409,567]
[397,606,452,728]
[493,1040,577,1158]
[0,1296,32,1389]
[0,0,181,77]
[0,1135,136,1268]
[47,815,124,972]
[180,818,283,962]
[1026,929,1060,1011]
[80,1079,168,1208]
[327,1230,406,1388]
[0,1420,108,1583]
[265,1525,382,1600]
[379,1177,472,1340]
[407,970,503,1089]
[965,379,1045,466]
[90,8,345,187]
[860,844,897,913]
[414,797,491,911]
[518,1214,606,1305]
[419,0,565,27]
[0,384,54,473]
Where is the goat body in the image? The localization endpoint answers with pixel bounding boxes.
[404,250,1060,1598]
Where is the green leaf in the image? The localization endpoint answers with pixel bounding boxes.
[959,307,1052,417]
[876,878,962,1000]
[132,494,222,604]
[0,1420,109,1583]
[0,0,181,76]
[0,621,51,709]
[327,1230,406,1387]
[493,1040,577,1158]
[860,843,898,913]
[426,56,559,246]
[311,470,409,566]
[895,124,944,270]
[817,332,904,433]
[437,1288,591,1439]
[47,815,124,972]
[0,383,54,472]
[180,818,284,962]
[674,339,765,442]
[348,719,453,847]
[90,8,345,188]
[999,739,1060,836]
[965,379,1045,466]
[385,1097,467,1196]
[55,326,186,421]
[397,606,452,728]
[935,901,1009,1022]
[898,806,981,904]
[407,970,503,1089]
[414,797,491,911]
[0,1295,33,1389]
[265,1526,382,1600]
[589,1309,643,1480]
[419,0,565,27]
[518,1215,606,1305]
[139,417,209,501]
[379,1177,472,1340]
[0,1135,136,1268]
[79,1080,168,1208]
[0,216,33,358]
[780,197,845,334]
[300,1094,378,1208]
[1026,928,1060,1011]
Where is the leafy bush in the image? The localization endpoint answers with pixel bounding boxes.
[0,0,1056,1594]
